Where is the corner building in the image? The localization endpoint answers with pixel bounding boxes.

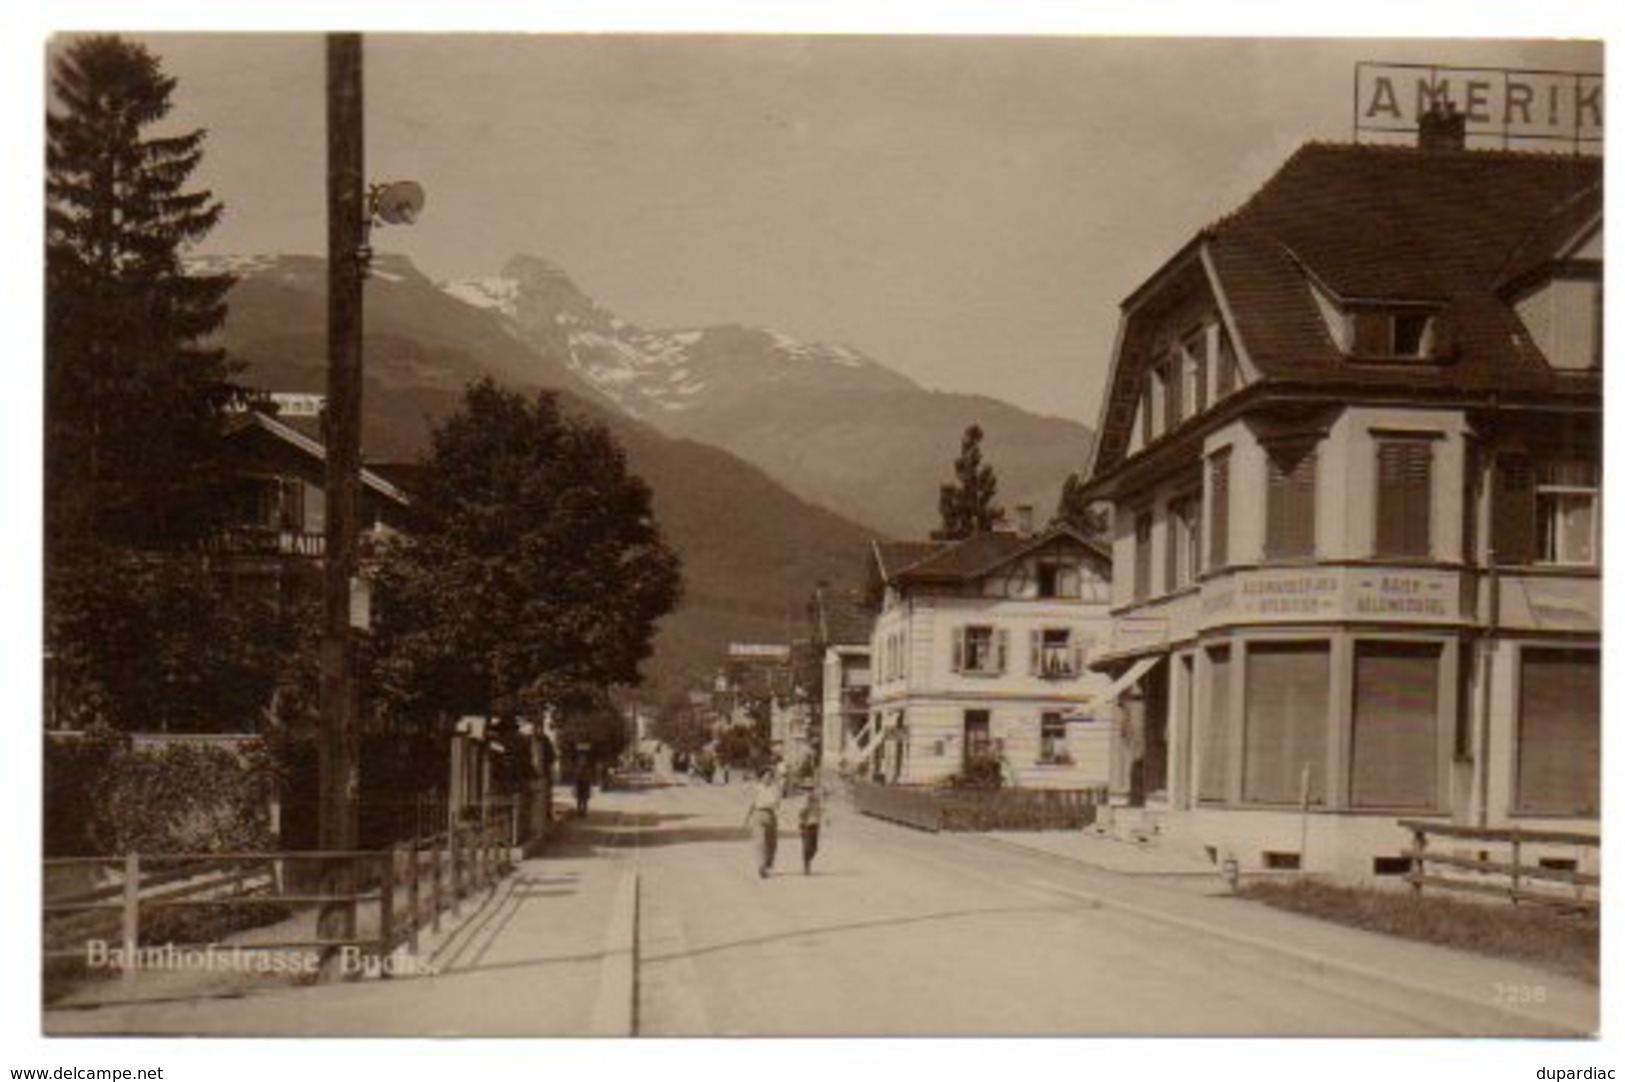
[1079,134,1601,876]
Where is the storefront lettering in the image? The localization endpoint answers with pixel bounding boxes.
[1352,575,1450,618]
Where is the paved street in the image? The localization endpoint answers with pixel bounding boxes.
[45,770,1597,1037]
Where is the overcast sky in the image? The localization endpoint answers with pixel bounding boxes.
[74,33,1600,427]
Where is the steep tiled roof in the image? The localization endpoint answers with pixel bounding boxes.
[1211,142,1601,385]
[890,524,1109,586]
[1089,141,1602,483]
[872,540,943,580]
[812,590,875,647]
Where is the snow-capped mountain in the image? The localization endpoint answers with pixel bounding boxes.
[441,255,919,422]
[440,253,1095,539]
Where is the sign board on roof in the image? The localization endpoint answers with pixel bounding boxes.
[1354,62,1602,148]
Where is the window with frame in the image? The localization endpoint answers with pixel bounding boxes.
[1166,491,1203,589]
[1352,309,1436,359]
[1536,459,1599,566]
[1374,438,1434,558]
[1182,328,1208,417]
[953,625,1006,676]
[1133,510,1154,600]
[1264,443,1318,560]
[1030,628,1083,679]
[1037,558,1082,599]
[1039,712,1070,764]
[1208,450,1231,569]
[963,710,993,764]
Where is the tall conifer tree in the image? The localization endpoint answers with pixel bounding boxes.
[935,424,1002,540]
[46,34,239,549]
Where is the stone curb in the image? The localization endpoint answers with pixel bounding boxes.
[587,866,639,1037]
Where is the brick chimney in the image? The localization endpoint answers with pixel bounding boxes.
[1015,504,1035,537]
[1418,98,1467,153]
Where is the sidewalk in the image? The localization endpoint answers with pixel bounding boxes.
[44,792,644,1037]
[969,828,1600,1037]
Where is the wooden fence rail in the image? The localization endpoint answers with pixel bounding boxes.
[43,801,520,988]
[1399,819,1600,913]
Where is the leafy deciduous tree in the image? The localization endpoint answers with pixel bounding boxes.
[371,379,683,722]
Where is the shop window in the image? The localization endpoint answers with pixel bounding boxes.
[1374,439,1434,558]
[1350,642,1441,809]
[1242,642,1328,805]
[1039,712,1070,764]
[1133,510,1154,601]
[1265,444,1318,560]
[1208,451,1231,569]
[1536,459,1599,566]
[1516,648,1600,816]
[953,626,1006,676]
[1198,646,1231,803]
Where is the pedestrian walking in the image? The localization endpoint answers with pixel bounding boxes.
[742,768,782,878]
[574,763,593,818]
[798,785,825,875]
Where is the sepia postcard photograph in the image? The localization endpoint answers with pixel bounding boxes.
[6,3,1618,1079]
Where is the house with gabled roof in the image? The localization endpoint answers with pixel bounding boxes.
[1076,112,1600,876]
[807,584,876,771]
[852,509,1115,789]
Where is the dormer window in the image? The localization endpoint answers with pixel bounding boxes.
[1352,308,1437,359]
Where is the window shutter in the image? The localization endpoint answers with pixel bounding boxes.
[1134,511,1153,600]
[995,628,1009,674]
[1493,454,1536,565]
[1351,643,1440,808]
[1375,441,1433,557]
[1208,453,1230,568]
[1243,642,1329,805]
[951,629,964,673]
[1163,359,1182,430]
[1516,649,1600,815]
[1028,629,1041,676]
[1265,446,1317,559]
[1216,331,1238,397]
[1070,642,1085,678]
[1165,501,1180,590]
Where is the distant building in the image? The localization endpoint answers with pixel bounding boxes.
[1077,123,1601,875]
[806,585,875,769]
[858,514,1115,788]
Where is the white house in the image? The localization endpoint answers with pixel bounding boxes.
[857,516,1115,789]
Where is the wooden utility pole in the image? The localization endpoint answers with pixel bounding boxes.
[319,31,365,960]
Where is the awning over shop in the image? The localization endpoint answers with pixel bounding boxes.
[1064,654,1164,721]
